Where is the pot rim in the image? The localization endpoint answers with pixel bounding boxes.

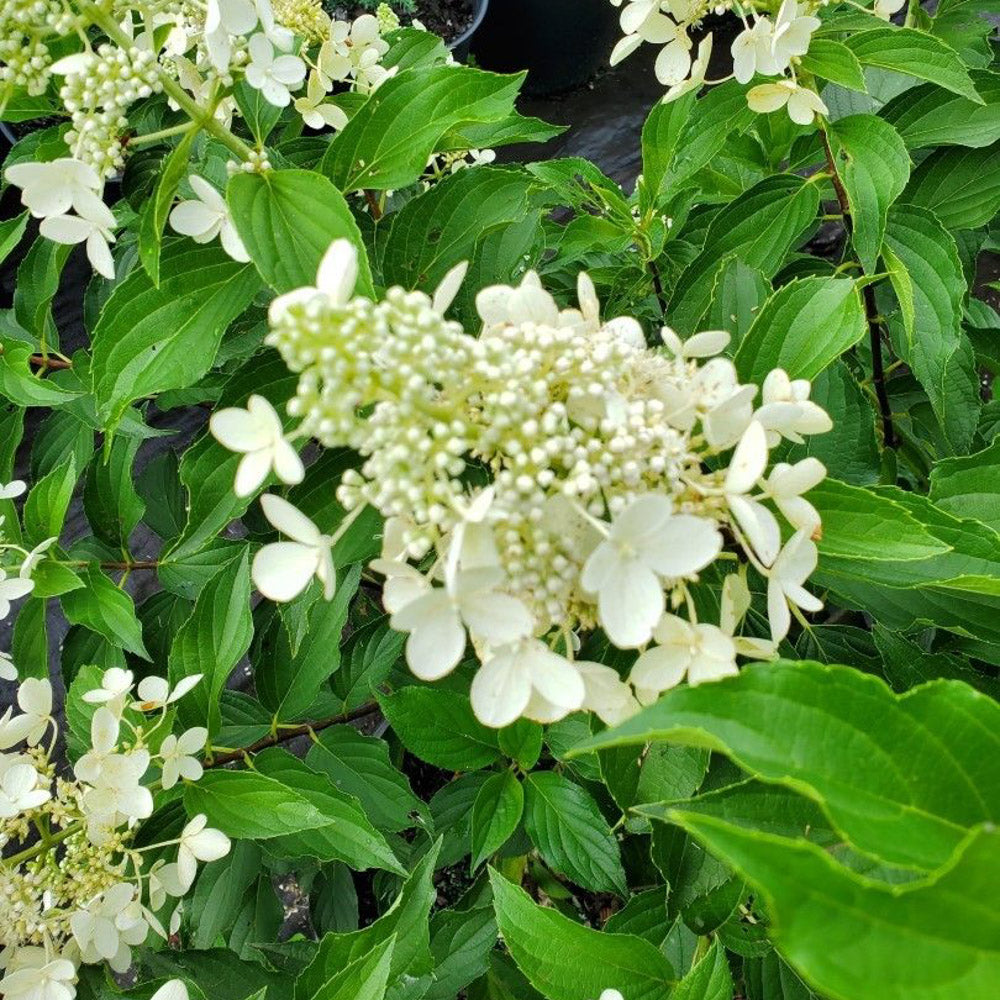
[448,0,490,50]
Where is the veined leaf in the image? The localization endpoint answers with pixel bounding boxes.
[228,169,374,295]
[903,140,1000,230]
[490,871,675,1000]
[322,64,523,192]
[733,276,866,383]
[89,243,260,433]
[471,771,524,871]
[671,814,1000,1000]
[828,114,910,273]
[880,69,1000,149]
[570,660,1000,871]
[799,39,867,92]
[844,28,982,103]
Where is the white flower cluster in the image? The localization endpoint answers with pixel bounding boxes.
[214,241,832,728]
[0,669,229,1000]
[2,0,397,279]
[609,0,851,124]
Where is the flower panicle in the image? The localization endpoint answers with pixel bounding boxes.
[215,239,833,731]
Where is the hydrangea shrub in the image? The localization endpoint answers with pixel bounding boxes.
[1,0,999,998]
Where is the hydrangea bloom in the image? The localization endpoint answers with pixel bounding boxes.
[217,240,832,727]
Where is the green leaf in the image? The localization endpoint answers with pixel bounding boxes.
[141,949,288,1000]
[83,434,144,548]
[639,81,756,209]
[228,169,374,295]
[670,175,820,333]
[257,564,361,722]
[295,842,441,1000]
[929,438,1000,530]
[813,482,1000,643]
[138,128,198,285]
[321,64,523,192]
[799,39,867,92]
[305,724,424,833]
[0,211,28,266]
[470,771,524,871]
[880,69,1000,149]
[378,165,538,300]
[844,27,982,103]
[884,203,979,453]
[828,115,911,273]
[191,840,262,949]
[733,276,866,384]
[703,256,770,347]
[0,339,82,408]
[672,939,733,1000]
[304,936,395,1000]
[379,687,502,769]
[570,660,1000,871]
[233,79,284,145]
[61,565,149,659]
[427,902,498,1000]
[184,751,402,873]
[524,771,627,896]
[11,597,48,680]
[168,551,253,736]
[903,140,1000,230]
[90,243,260,433]
[14,236,71,339]
[788,362,881,485]
[489,871,675,1000]
[671,815,1000,1000]
[330,616,404,713]
[23,456,77,544]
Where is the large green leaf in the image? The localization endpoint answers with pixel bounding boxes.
[305,724,424,833]
[813,482,1000,643]
[89,243,260,432]
[903,140,1000,230]
[470,770,524,871]
[379,687,502,770]
[929,439,1000,530]
[828,115,910,273]
[489,871,675,1000]
[321,65,523,192]
[883,203,978,454]
[733,276,866,384]
[378,165,537,298]
[799,39,867,92]
[880,69,1000,149]
[168,551,253,736]
[671,814,1000,1000]
[669,175,820,332]
[184,751,402,873]
[302,936,395,1000]
[295,842,441,999]
[571,660,1000,871]
[61,565,149,659]
[256,564,361,723]
[524,771,627,896]
[672,939,733,1000]
[844,28,982,103]
[227,169,374,294]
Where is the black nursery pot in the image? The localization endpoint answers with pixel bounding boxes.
[469,0,620,96]
[450,0,492,59]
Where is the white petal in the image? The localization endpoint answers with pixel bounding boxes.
[87,232,116,279]
[252,542,318,601]
[39,214,91,245]
[598,561,664,648]
[730,495,781,567]
[470,651,532,728]
[210,407,268,452]
[259,494,321,544]
[525,647,585,711]
[767,576,791,643]
[234,450,272,497]
[644,515,722,578]
[725,421,768,494]
[169,200,220,238]
[316,239,359,303]
[630,641,690,693]
[433,260,468,314]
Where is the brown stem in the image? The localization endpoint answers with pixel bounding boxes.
[648,257,668,321]
[819,126,896,450]
[863,283,897,449]
[364,190,383,220]
[29,355,73,371]
[207,701,379,767]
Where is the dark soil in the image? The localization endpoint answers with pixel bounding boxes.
[331,0,474,43]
